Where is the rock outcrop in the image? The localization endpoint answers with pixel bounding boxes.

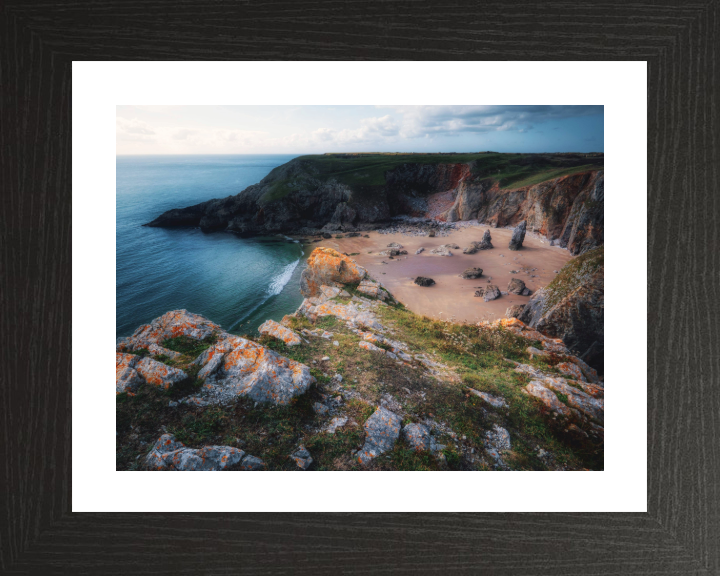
[190,334,316,405]
[258,319,302,346]
[475,285,500,301]
[116,309,223,359]
[518,246,604,372]
[145,434,264,471]
[116,352,187,393]
[357,407,402,466]
[508,220,526,251]
[300,247,367,298]
[116,310,315,405]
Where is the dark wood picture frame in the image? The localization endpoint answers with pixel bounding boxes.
[2,2,717,573]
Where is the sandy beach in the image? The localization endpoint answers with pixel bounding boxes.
[321,225,572,324]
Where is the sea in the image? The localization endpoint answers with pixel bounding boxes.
[116,154,306,339]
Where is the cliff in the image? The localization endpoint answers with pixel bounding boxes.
[145,152,604,254]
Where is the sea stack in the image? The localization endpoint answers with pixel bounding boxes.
[509,221,527,251]
[479,229,493,250]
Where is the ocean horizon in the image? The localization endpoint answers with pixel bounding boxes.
[116,154,305,338]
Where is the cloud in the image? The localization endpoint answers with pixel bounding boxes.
[171,128,199,140]
[116,117,156,142]
[386,105,602,138]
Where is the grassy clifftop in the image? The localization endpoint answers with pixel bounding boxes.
[287,152,603,190]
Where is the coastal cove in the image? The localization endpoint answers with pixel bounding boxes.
[116,155,304,338]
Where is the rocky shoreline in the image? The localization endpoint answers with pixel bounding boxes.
[145,154,603,256]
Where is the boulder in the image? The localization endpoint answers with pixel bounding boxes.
[290,446,313,470]
[357,407,402,466]
[507,278,532,296]
[300,247,367,298]
[387,242,404,249]
[508,220,527,251]
[519,246,604,373]
[462,242,482,254]
[461,267,483,279]
[116,309,222,357]
[430,246,452,256]
[145,434,262,471]
[135,357,188,390]
[415,247,425,254]
[428,230,436,237]
[116,353,144,394]
[258,319,302,346]
[479,285,501,301]
[414,277,435,287]
[191,334,315,405]
[485,424,511,452]
[402,423,432,452]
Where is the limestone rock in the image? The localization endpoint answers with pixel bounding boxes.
[486,424,511,451]
[192,334,315,405]
[116,353,144,394]
[414,277,435,287]
[461,267,483,279]
[525,380,571,416]
[116,309,222,357]
[357,279,389,300]
[290,446,313,470]
[357,407,402,466]
[258,319,302,346]
[145,434,261,471]
[468,388,508,409]
[402,423,432,452]
[135,357,188,390]
[300,247,367,298]
[324,416,348,434]
[359,341,383,353]
[509,220,527,251]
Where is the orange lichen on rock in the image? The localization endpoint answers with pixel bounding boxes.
[258,319,302,346]
[299,247,367,298]
[191,334,315,406]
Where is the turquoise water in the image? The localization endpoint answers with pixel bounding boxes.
[116,155,306,338]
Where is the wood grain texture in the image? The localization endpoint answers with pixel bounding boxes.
[1,1,718,573]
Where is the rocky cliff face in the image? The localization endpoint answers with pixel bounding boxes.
[146,156,603,255]
[518,245,604,373]
[443,171,604,255]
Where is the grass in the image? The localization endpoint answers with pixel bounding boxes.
[117,287,603,471]
[541,245,604,314]
[254,152,604,205]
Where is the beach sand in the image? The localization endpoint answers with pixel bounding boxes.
[320,225,572,325]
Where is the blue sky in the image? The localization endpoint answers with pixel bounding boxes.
[116,105,603,155]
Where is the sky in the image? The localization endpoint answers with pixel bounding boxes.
[116,105,604,155]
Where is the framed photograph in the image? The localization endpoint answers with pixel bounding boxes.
[3,2,717,574]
